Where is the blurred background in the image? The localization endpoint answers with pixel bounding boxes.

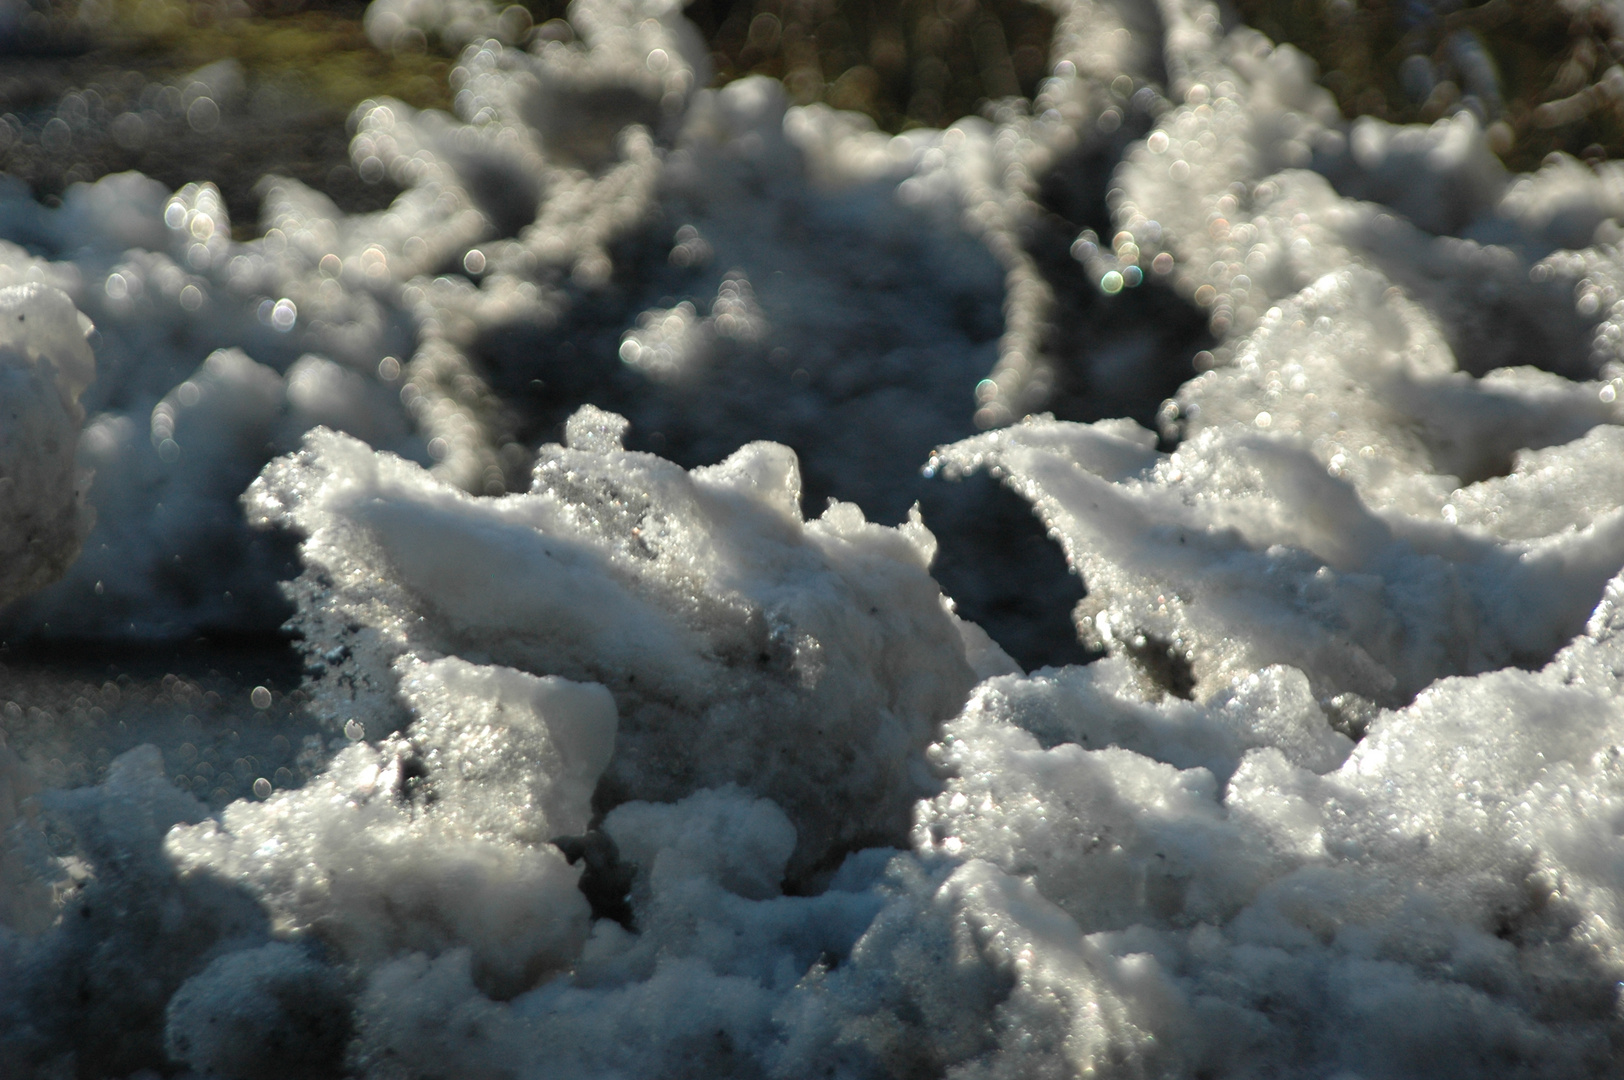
[0,0,1621,229]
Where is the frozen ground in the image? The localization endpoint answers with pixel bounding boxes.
[5,0,1624,1076]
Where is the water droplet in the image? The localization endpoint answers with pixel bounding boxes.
[271,298,297,332]
[250,686,272,709]
[186,97,219,133]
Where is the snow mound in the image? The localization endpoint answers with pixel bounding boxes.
[0,283,96,607]
[243,410,985,882]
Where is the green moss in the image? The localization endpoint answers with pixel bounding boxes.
[80,1,452,113]
[0,2,458,225]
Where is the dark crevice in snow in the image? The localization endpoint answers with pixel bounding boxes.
[553,829,637,929]
[918,473,1097,672]
[1121,630,1196,700]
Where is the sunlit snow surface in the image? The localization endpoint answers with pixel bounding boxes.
[7,0,1624,1075]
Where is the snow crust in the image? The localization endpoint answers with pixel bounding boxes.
[936,292,1624,706]
[239,415,981,882]
[6,0,1624,1075]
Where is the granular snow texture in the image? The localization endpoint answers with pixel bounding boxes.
[5,0,1624,1077]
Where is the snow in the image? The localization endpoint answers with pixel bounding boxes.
[240,417,981,884]
[4,0,1624,1075]
[0,283,96,609]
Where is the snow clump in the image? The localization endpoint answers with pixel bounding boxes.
[0,283,96,608]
